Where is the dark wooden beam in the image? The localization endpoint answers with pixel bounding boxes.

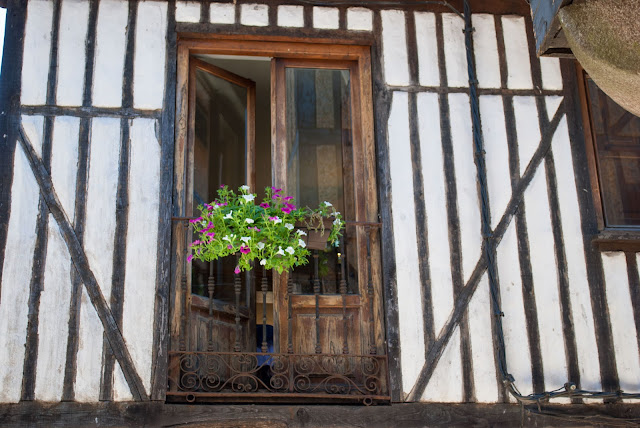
[16,125,149,402]
[1,401,640,427]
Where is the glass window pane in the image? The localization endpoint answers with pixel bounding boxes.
[284,67,358,294]
[587,78,640,227]
[192,68,248,299]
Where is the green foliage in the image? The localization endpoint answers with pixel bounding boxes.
[188,185,344,274]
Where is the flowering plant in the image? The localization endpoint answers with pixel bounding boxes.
[188,185,343,273]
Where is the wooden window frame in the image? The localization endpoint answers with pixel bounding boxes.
[576,63,640,250]
[170,36,386,401]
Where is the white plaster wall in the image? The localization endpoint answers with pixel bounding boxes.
[524,167,568,391]
[313,7,339,30]
[387,92,425,396]
[176,1,200,23]
[540,57,563,91]
[210,2,235,24]
[422,329,463,402]
[497,222,533,399]
[381,10,409,87]
[75,118,121,401]
[468,274,499,402]
[21,0,53,105]
[417,92,463,402]
[414,12,439,87]
[472,14,500,89]
[347,8,372,32]
[34,218,73,401]
[513,96,540,175]
[241,3,269,27]
[0,116,44,403]
[442,13,467,88]
[481,95,511,228]
[57,0,90,107]
[501,16,533,90]
[120,118,161,396]
[134,1,168,110]
[602,253,640,394]
[449,93,481,283]
[93,0,129,107]
[278,5,304,28]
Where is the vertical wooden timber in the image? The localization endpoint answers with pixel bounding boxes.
[151,0,176,402]
[21,0,61,401]
[494,15,545,396]
[560,60,620,395]
[101,0,137,401]
[0,0,28,305]
[62,0,99,402]
[372,9,403,402]
[405,10,435,349]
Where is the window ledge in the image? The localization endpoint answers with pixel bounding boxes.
[592,229,640,251]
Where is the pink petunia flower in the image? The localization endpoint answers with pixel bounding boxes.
[281,207,292,214]
[207,232,215,238]
[187,254,194,262]
[239,245,250,254]
[284,196,293,201]
[227,245,233,250]
[189,217,203,224]
[234,266,241,274]
[260,202,270,209]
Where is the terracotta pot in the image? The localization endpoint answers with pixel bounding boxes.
[297,218,334,251]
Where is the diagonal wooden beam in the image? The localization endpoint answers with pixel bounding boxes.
[17,124,149,402]
[406,101,565,401]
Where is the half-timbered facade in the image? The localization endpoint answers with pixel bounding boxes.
[1,0,639,425]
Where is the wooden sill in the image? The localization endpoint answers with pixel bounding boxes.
[592,229,640,251]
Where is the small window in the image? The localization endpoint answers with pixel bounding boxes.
[579,67,640,229]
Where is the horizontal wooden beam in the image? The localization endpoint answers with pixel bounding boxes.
[1,401,639,427]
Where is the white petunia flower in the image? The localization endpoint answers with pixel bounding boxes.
[240,236,251,243]
[223,211,233,219]
[223,235,231,242]
[256,242,265,250]
[240,185,250,191]
[276,246,285,256]
[245,218,254,224]
[260,259,267,266]
[331,211,340,217]
[296,229,307,236]
[298,239,306,248]
[285,246,294,254]
[324,201,333,207]
[284,223,294,230]
[274,218,282,224]
[333,218,342,226]
[242,194,255,202]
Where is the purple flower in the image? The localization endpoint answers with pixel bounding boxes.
[239,245,250,255]
[260,202,270,209]
[190,240,202,247]
[206,232,215,238]
[286,203,296,210]
[189,217,202,224]
[273,188,282,193]
[187,254,194,262]
[284,196,293,201]
[281,206,292,214]
[220,184,226,188]
[234,266,241,275]
[227,244,233,250]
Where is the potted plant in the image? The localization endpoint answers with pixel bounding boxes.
[188,185,344,273]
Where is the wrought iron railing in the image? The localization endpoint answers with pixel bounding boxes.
[167,351,388,404]
[170,217,389,404]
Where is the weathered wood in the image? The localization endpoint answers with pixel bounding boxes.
[22,0,61,400]
[100,0,138,401]
[371,9,403,402]
[151,0,177,402]
[0,0,28,306]
[17,125,148,401]
[1,402,640,427]
[560,60,620,395]
[407,100,566,401]
[62,0,99,402]
[19,105,161,119]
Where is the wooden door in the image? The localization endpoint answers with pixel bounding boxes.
[186,58,257,355]
[271,58,384,357]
